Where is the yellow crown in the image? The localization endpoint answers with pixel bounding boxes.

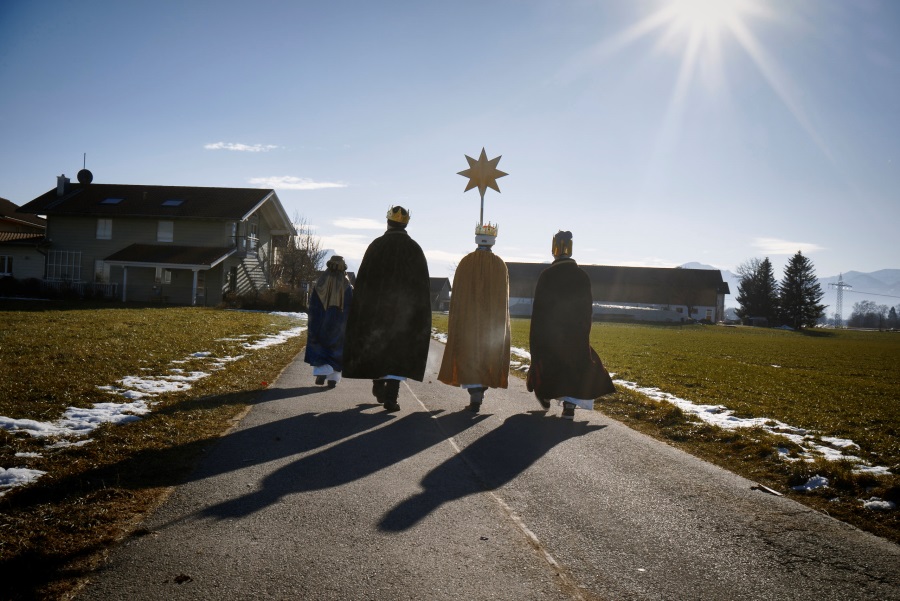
[387,205,411,224]
[475,222,498,237]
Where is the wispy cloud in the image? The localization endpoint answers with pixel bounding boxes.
[205,142,279,152]
[316,233,372,261]
[248,176,347,190]
[424,249,465,264]
[752,237,824,255]
[333,218,384,230]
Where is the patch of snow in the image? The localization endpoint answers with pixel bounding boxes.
[862,498,896,511]
[510,346,531,361]
[0,312,308,495]
[0,467,47,496]
[792,475,829,491]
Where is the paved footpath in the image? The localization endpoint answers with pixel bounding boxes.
[78,341,900,600]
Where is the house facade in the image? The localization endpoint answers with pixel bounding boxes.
[16,174,295,306]
[430,277,451,311]
[0,197,47,280]
[507,263,730,323]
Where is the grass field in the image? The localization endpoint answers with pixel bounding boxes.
[0,300,307,600]
[435,314,900,541]
[2,305,898,599]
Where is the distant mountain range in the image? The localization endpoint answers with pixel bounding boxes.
[681,263,900,313]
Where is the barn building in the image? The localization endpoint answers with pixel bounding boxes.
[507,263,730,323]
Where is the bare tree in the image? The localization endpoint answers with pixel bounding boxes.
[278,213,327,304]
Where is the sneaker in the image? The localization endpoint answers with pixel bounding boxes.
[383,400,401,412]
[327,380,337,389]
[315,375,326,386]
[561,402,575,420]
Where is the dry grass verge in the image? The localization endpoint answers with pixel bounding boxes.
[0,301,306,600]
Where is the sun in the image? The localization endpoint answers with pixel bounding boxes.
[663,0,750,36]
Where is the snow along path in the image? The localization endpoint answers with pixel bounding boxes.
[431,328,895,511]
[0,312,307,496]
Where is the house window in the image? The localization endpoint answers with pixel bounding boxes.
[247,221,258,252]
[155,267,172,284]
[161,199,184,207]
[0,255,12,276]
[47,250,82,282]
[158,220,174,242]
[97,218,112,240]
[94,260,110,283]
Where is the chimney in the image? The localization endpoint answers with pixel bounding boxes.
[57,174,70,197]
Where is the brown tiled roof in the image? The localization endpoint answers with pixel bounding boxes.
[1,197,46,228]
[17,184,276,220]
[0,232,45,244]
[508,262,729,305]
[104,244,236,268]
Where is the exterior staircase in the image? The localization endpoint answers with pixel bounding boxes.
[240,255,269,293]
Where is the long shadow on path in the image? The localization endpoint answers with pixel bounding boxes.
[200,409,489,520]
[379,412,605,531]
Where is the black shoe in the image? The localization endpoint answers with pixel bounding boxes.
[315,375,326,386]
[327,380,337,389]
[371,380,386,404]
[383,379,401,402]
[561,402,576,420]
[536,395,551,410]
[383,400,401,412]
[467,387,486,413]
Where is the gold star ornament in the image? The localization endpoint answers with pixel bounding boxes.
[458,148,507,198]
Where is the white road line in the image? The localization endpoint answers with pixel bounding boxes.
[405,381,590,601]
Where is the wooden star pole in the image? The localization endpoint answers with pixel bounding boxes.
[458,148,507,226]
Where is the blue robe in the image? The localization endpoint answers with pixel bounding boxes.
[304,284,353,371]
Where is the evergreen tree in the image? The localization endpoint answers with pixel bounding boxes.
[777,251,826,329]
[889,306,899,330]
[735,257,779,324]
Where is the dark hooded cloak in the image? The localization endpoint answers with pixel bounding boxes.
[303,273,353,371]
[526,258,615,401]
[342,228,431,381]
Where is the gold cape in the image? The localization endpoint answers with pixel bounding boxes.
[438,249,511,388]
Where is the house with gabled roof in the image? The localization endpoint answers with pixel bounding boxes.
[507,262,730,323]
[430,277,451,311]
[1,196,47,280]
[16,173,296,306]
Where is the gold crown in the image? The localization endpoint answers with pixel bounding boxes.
[386,205,410,224]
[475,221,498,237]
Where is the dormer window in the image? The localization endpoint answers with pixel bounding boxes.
[101,198,123,205]
[162,199,184,207]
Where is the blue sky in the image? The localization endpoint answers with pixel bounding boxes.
[1,0,898,280]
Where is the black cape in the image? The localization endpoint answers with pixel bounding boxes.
[342,228,431,381]
[526,258,615,400]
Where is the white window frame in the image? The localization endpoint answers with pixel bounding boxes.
[96,218,112,240]
[158,220,174,243]
[47,250,82,282]
[155,267,172,284]
[247,221,259,252]
[94,260,110,283]
[0,255,12,276]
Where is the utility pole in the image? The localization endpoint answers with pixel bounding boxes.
[829,274,852,328]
